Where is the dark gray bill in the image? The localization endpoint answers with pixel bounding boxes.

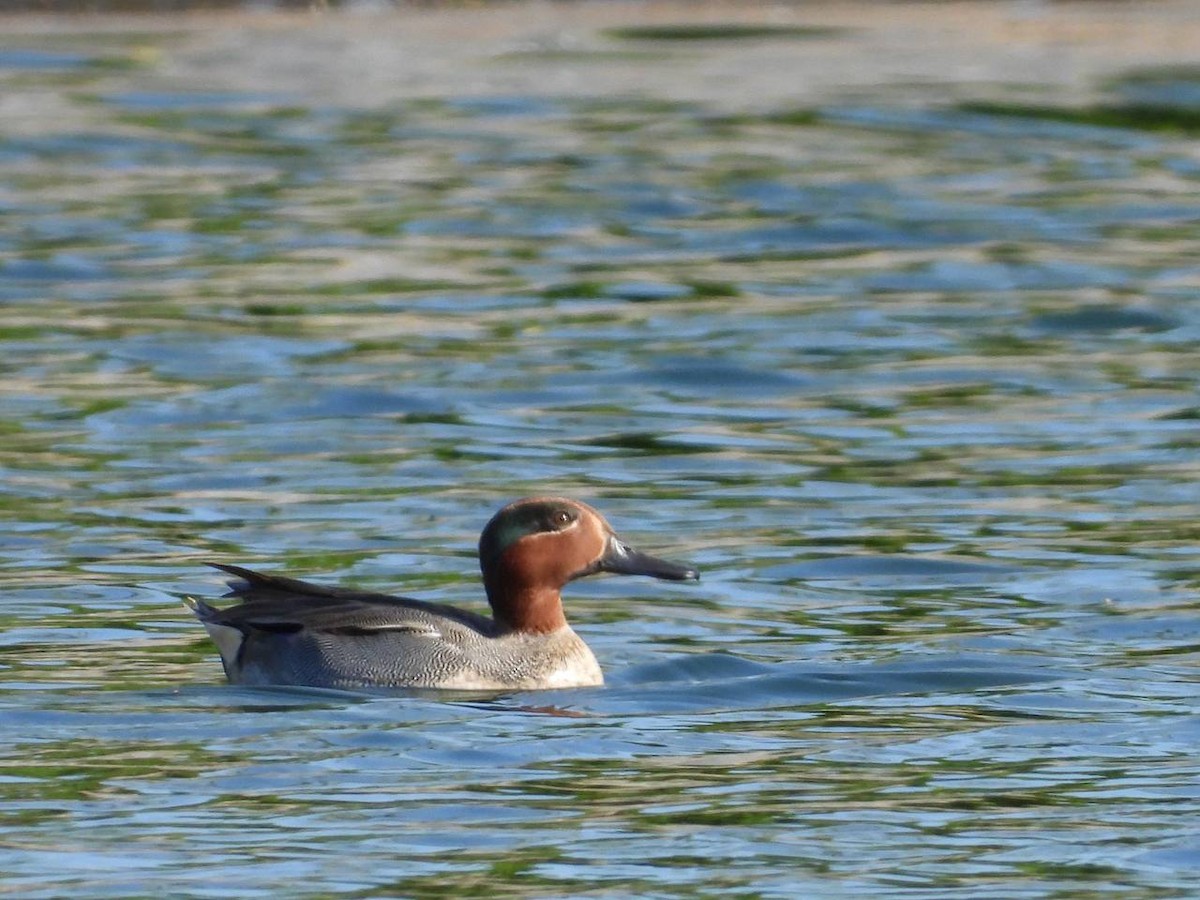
[589,534,699,582]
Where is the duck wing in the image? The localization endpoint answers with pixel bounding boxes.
[204,563,496,633]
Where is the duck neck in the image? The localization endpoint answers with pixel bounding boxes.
[485,577,569,634]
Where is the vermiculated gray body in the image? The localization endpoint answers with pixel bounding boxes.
[187,565,602,690]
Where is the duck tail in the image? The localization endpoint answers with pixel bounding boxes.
[182,594,219,621]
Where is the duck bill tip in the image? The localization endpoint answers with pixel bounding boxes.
[597,537,699,582]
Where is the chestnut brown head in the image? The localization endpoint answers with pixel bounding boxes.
[478,497,697,632]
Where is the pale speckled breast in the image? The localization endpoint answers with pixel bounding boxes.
[438,627,604,691]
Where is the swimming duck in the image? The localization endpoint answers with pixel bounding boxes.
[185,497,698,690]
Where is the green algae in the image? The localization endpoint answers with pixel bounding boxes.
[960,100,1200,134]
[606,24,845,42]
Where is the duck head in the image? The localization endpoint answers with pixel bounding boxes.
[478,497,698,633]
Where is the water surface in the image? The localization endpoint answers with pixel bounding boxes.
[1,12,1199,898]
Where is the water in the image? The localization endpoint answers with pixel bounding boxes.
[2,10,1200,897]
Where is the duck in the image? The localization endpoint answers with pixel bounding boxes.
[185,497,698,690]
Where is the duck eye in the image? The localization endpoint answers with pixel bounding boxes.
[552,510,572,528]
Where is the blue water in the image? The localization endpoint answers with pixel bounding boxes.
[1,13,1199,898]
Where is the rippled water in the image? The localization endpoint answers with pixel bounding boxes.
[2,15,1200,898]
